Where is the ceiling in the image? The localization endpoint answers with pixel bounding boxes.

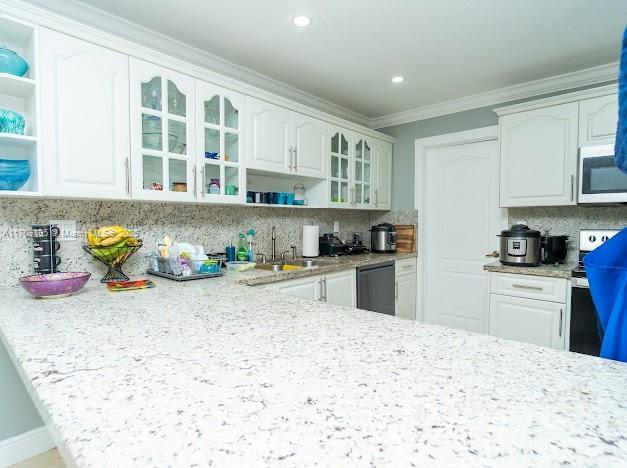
[40,0,627,118]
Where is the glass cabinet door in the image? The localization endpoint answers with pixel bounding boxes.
[197,81,244,202]
[353,138,372,207]
[135,61,195,200]
[330,131,351,206]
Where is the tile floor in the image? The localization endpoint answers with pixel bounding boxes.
[11,449,65,468]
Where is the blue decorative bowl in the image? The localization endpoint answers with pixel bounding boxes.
[0,108,25,134]
[0,47,28,77]
[0,158,31,190]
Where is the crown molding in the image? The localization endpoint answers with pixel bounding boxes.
[493,83,617,116]
[9,0,372,127]
[371,62,619,129]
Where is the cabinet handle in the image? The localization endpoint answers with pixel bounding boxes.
[559,308,563,337]
[375,189,378,206]
[512,283,543,291]
[294,147,298,171]
[485,250,500,258]
[570,174,575,202]
[288,147,294,170]
[192,165,197,194]
[200,166,205,194]
[395,281,399,300]
[124,157,130,194]
[319,278,327,302]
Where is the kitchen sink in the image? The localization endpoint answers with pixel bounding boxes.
[255,259,318,272]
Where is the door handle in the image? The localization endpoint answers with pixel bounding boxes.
[485,250,500,258]
[124,157,130,194]
[512,283,543,291]
[559,308,563,337]
[570,174,575,202]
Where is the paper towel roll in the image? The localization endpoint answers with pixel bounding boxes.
[302,225,320,257]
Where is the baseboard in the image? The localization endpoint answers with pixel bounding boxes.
[0,427,54,467]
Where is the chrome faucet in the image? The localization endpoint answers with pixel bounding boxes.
[271,226,277,261]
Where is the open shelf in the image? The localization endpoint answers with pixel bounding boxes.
[0,74,36,98]
[245,202,321,209]
[0,133,37,149]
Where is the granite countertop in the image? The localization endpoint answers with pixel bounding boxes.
[483,261,577,279]
[1,254,627,467]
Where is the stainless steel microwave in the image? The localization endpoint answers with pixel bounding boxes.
[578,144,627,204]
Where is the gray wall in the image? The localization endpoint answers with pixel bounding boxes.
[380,82,618,209]
[0,342,43,440]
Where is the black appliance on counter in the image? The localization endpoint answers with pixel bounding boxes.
[570,229,619,356]
[319,233,370,257]
[540,232,569,265]
[31,224,61,274]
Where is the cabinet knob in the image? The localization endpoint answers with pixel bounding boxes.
[485,250,500,258]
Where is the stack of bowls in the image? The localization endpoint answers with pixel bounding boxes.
[0,159,30,191]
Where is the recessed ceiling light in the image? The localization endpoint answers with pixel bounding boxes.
[293,16,312,27]
[392,76,405,84]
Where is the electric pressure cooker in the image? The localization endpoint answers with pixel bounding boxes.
[498,224,541,266]
[370,223,397,253]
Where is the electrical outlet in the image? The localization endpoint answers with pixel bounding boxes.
[333,221,340,233]
[49,220,77,241]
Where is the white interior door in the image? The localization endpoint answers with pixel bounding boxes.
[424,140,503,333]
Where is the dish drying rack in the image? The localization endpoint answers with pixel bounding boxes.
[146,253,226,281]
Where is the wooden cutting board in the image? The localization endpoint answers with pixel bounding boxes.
[395,224,416,253]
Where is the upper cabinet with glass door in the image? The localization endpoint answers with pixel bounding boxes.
[196,80,245,203]
[352,134,373,208]
[129,58,195,201]
[329,128,351,208]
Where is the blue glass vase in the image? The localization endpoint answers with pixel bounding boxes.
[0,108,26,134]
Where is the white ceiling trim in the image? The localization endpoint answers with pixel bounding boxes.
[371,62,619,129]
[11,0,372,127]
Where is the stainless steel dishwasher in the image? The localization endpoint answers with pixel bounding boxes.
[357,261,395,315]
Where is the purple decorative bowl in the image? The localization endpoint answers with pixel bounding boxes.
[19,272,91,298]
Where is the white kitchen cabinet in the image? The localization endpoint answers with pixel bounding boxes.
[247,97,326,178]
[578,94,618,146]
[395,273,417,320]
[373,139,392,209]
[498,102,578,207]
[351,133,374,208]
[489,294,566,350]
[130,58,196,202]
[271,275,320,301]
[196,80,245,203]
[292,113,327,178]
[324,269,357,307]
[266,269,356,307]
[328,128,352,208]
[247,96,291,174]
[40,29,131,199]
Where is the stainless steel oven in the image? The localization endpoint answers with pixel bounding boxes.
[578,144,627,204]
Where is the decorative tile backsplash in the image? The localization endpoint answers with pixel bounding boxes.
[0,199,417,285]
[509,206,627,261]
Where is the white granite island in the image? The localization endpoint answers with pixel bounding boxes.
[1,273,626,467]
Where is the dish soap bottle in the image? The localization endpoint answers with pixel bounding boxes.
[246,228,257,262]
[236,233,248,261]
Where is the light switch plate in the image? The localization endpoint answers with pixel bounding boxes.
[49,220,77,241]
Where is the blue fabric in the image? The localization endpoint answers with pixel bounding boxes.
[616,27,627,173]
[583,227,627,362]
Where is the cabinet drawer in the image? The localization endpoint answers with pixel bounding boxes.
[395,258,417,277]
[489,273,567,303]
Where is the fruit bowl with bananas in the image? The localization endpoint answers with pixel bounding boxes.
[83,226,142,283]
